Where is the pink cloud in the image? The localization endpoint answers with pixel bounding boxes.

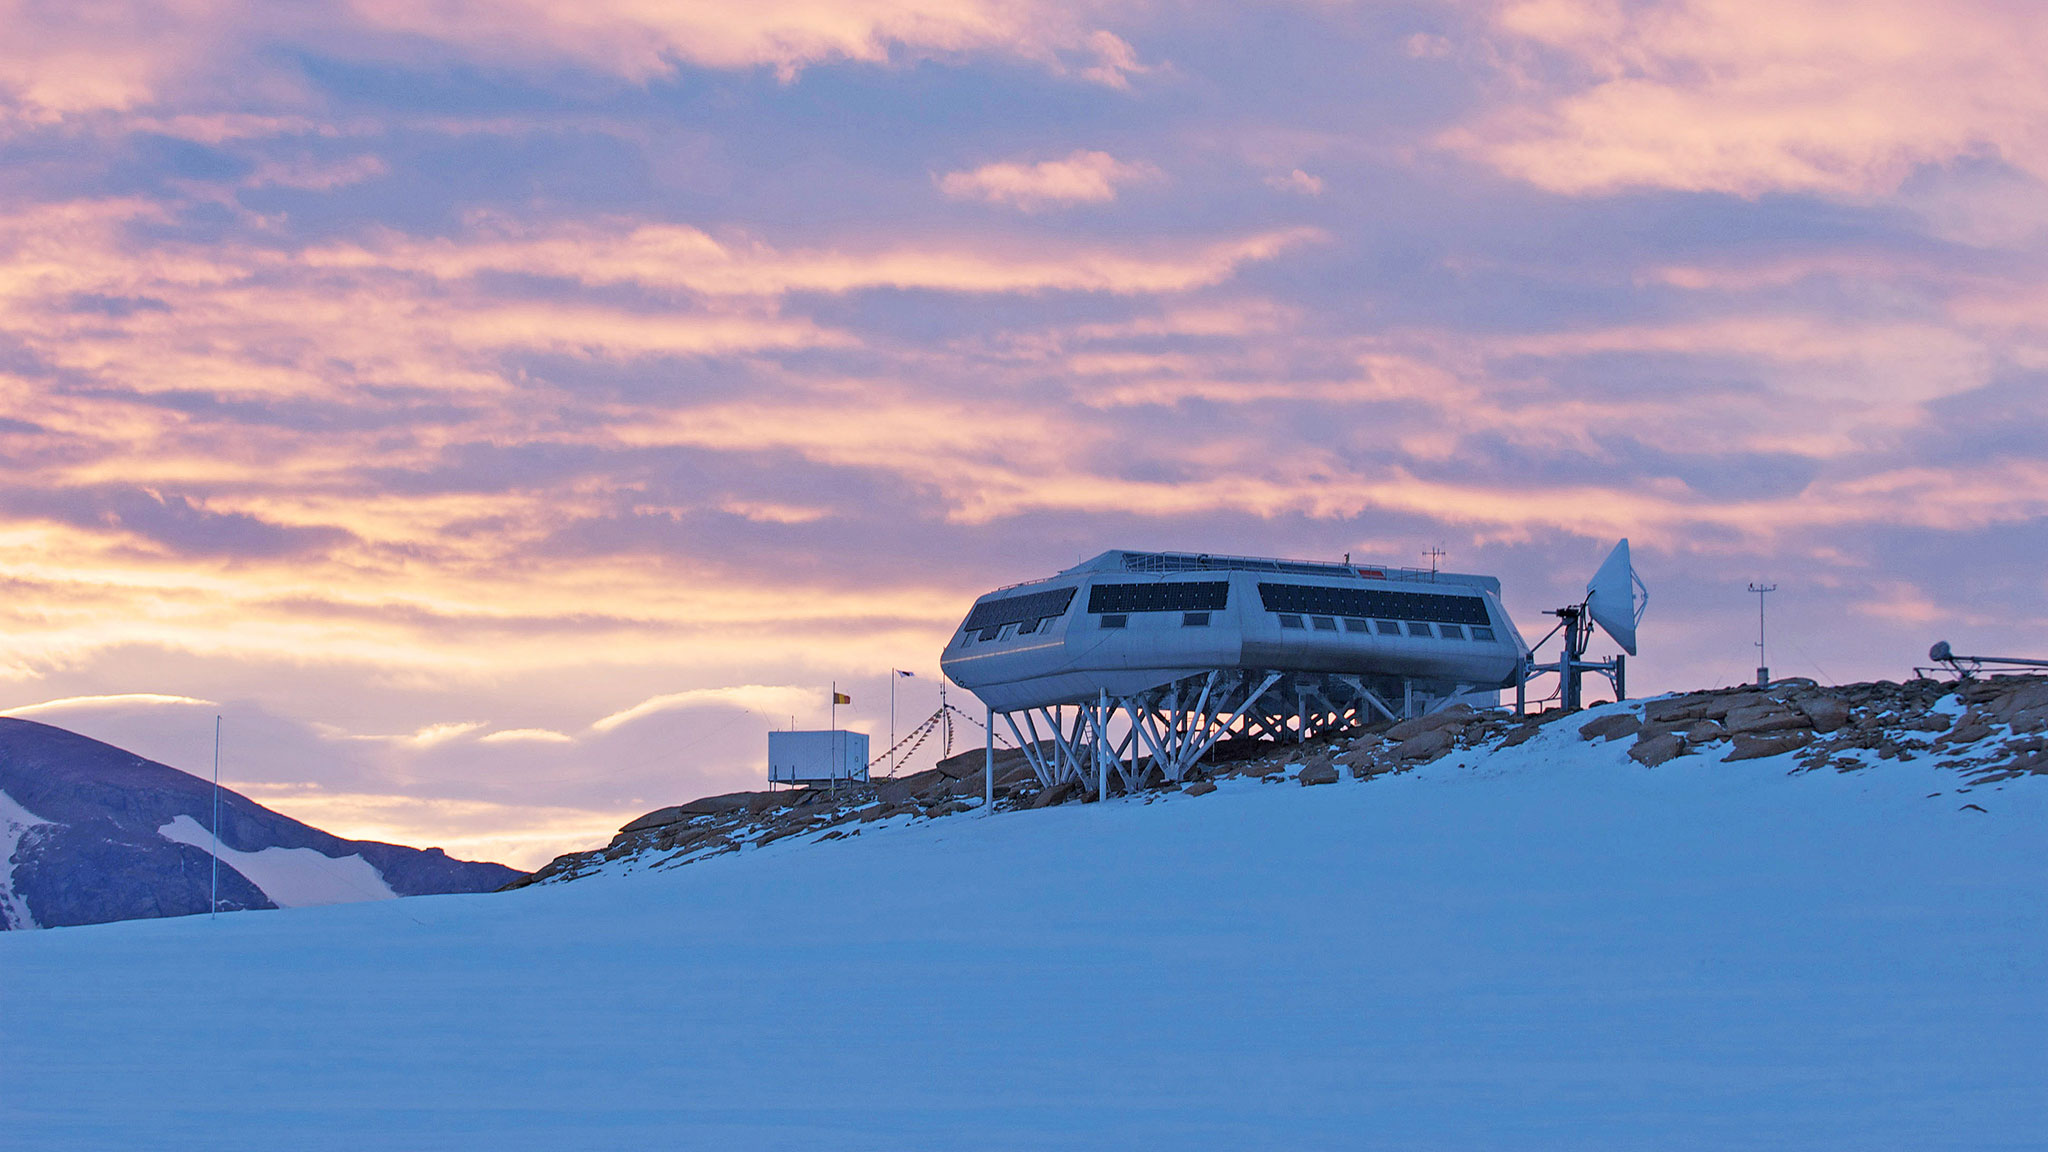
[1264,168,1324,196]
[1445,0,2048,197]
[345,0,1142,83]
[0,0,1146,120]
[938,149,1160,210]
[305,220,1317,296]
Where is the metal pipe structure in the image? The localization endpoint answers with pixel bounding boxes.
[1921,641,2048,681]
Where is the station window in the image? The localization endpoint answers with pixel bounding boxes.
[1183,612,1211,627]
[997,622,1018,641]
[1473,626,1496,643]
[1375,620,1401,635]
[1312,616,1338,631]
[1406,621,1433,637]
[1438,624,1465,640]
[1014,619,1037,636]
[1278,614,1306,629]
[958,631,975,647]
[1343,618,1370,632]
[1100,614,1128,629]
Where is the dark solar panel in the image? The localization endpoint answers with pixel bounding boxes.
[1086,581,1230,614]
[963,586,1078,632]
[1257,582,1491,626]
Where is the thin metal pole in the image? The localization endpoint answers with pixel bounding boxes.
[1748,583,1777,686]
[210,714,221,918]
[984,705,995,813]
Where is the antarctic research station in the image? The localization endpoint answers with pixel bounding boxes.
[934,545,1645,801]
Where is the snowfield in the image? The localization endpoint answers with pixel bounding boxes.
[3,703,2043,1150]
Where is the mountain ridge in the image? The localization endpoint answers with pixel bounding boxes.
[0,716,518,929]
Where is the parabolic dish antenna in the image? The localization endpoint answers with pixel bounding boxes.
[1585,538,1647,656]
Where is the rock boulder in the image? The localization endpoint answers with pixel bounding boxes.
[1579,713,1643,742]
[1628,733,1686,767]
[1725,732,1814,761]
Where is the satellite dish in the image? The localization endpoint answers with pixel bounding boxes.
[1929,640,1952,662]
[1585,539,1647,656]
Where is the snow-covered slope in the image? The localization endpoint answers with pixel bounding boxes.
[0,717,517,928]
[2,682,2041,1149]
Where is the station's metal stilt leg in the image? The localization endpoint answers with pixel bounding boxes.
[1096,689,1109,802]
[984,704,994,813]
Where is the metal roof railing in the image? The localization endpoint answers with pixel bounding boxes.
[1116,551,1440,583]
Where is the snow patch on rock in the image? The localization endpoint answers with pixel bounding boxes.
[157,815,396,907]
[0,788,51,929]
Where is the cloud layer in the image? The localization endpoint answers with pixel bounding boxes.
[2,0,2044,864]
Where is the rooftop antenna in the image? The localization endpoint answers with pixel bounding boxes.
[1423,545,1445,581]
[1748,582,1777,687]
[210,714,221,919]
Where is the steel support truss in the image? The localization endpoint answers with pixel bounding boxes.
[996,669,1482,797]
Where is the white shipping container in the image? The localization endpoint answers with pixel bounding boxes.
[767,730,871,785]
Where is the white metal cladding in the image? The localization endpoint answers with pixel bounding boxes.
[940,550,1532,714]
[768,730,871,784]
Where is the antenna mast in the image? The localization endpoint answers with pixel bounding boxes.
[210,714,221,919]
[1747,582,1777,687]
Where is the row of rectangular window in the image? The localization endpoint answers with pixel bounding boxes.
[961,615,1065,645]
[1100,611,1210,629]
[1274,614,1495,642]
[972,613,1497,643]
[1101,612,1494,641]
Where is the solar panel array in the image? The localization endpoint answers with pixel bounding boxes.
[1086,581,1230,614]
[963,586,1077,636]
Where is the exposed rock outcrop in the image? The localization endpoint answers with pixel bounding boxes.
[513,675,2048,889]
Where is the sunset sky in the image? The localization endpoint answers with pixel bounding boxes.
[3,0,2044,867]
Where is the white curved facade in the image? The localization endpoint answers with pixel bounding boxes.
[941,550,1531,714]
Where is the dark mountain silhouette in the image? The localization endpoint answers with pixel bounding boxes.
[0,716,518,929]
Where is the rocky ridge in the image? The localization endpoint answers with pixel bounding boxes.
[512,674,2048,888]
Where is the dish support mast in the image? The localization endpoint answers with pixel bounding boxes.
[1536,604,1624,712]
[1515,539,1645,713]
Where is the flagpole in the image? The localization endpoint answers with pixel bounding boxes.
[890,671,897,776]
